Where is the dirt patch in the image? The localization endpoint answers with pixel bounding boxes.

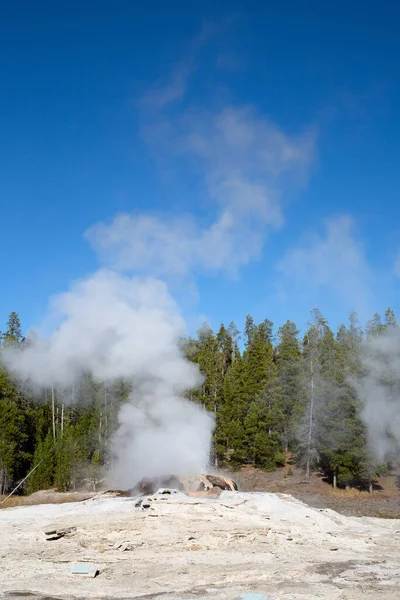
[312,559,361,578]
[230,465,400,518]
[0,489,95,509]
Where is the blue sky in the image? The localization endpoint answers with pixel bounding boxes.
[2,1,400,338]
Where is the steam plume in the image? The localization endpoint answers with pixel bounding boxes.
[356,326,400,462]
[3,270,214,488]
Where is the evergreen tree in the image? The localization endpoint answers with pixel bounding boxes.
[244,314,256,347]
[384,307,397,328]
[317,313,375,489]
[243,322,274,401]
[274,320,304,452]
[239,320,283,468]
[218,354,247,464]
[217,324,233,377]
[228,321,240,363]
[88,450,103,491]
[366,313,386,338]
[27,431,55,493]
[2,312,23,345]
[54,428,85,491]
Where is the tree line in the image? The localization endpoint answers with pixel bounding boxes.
[0,308,397,496]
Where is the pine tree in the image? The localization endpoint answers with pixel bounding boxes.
[384,307,397,328]
[243,323,274,401]
[317,322,346,486]
[274,320,304,453]
[27,431,55,493]
[2,312,23,345]
[241,320,283,468]
[88,450,103,491]
[219,354,248,465]
[217,324,233,377]
[0,388,24,494]
[366,313,386,338]
[191,324,222,413]
[228,321,240,363]
[54,429,84,492]
[244,314,256,347]
[0,313,33,494]
[309,313,377,490]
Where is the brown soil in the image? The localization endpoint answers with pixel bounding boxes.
[230,464,400,518]
[0,489,95,509]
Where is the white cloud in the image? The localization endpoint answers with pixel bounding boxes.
[138,20,223,111]
[277,215,374,317]
[87,22,316,280]
[139,64,194,110]
[87,104,316,278]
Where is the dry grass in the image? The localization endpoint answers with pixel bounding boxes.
[0,489,95,509]
[327,488,372,499]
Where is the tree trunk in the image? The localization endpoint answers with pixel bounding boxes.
[305,356,315,483]
[213,383,218,469]
[0,467,8,496]
[369,479,373,494]
[61,403,64,437]
[305,457,310,482]
[104,384,108,441]
[333,468,337,490]
[51,384,56,440]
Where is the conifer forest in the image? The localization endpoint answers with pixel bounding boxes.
[0,308,397,496]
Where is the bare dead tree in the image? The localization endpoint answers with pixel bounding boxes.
[51,384,56,440]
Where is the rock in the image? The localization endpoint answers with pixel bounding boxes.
[128,473,237,497]
[113,541,135,551]
[129,476,184,496]
[204,475,238,491]
[44,526,76,540]
[103,489,131,497]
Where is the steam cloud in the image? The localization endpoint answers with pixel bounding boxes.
[356,326,400,462]
[4,271,214,488]
[278,215,374,319]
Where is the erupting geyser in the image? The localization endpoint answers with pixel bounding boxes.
[3,270,215,490]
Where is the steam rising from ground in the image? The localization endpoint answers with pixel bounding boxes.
[3,271,214,488]
[356,327,400,462]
